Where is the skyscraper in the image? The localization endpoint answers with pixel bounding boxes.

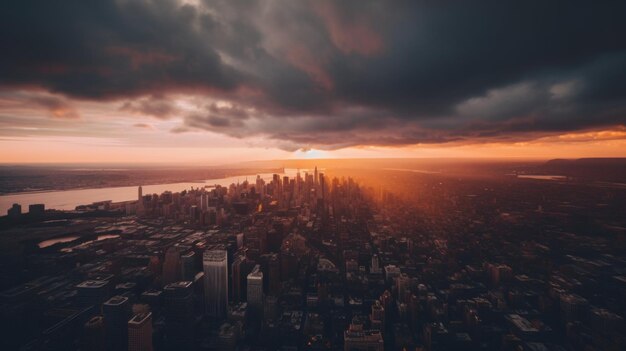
[76,280,110,307]
[128,312,153,351]
[231,256,244,303]
[247,264,264,319]
[137,186,144,214]
[180,251,196,281]
[267,254,281,296]
[82,316,105,351]
[162,247,181,285]
[103,295,131,351]
[319,172,326,200]
[203,249,228,320]
[163,281,194,350]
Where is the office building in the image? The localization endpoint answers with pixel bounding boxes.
[180,251,196,281]
[203,249,229,320]
[103,295,131,351]
[128,312,153,351]
[247,264,264,318]
[344,316,384,351]
[162,247,181,285]
[76,280,110,307]
[163,281,194,350]
[82,316,105,351]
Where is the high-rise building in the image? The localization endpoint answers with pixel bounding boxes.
[180,251,196,281]
[82,316,105,351]
[396,273,410,303]
[247,264,264,318]
[344,316,384,351]
[103,295,131,351]
[128,312,153,351]
[231,256,245,303]
[76,280,110,307]
[370,300,385,330]
[319,173,326,202]
[264,295,279,322]
[232,255,255,303]
[203,249,228,320]
[163,281,194,350]
[370,254,381,274]
[267,254,281,296]
[7,203,21,218]
[140,290,162,316]
[162,247,181,285]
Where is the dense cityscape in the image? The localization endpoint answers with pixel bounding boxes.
[1,165,625,351]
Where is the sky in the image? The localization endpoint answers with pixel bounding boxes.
[1,0,625,164]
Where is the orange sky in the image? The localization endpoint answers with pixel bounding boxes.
[2,128,624,165]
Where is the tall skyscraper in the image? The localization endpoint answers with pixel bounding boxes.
[267,254,281,296]
[82,316,105,351]
[128,312,153,351]
[247,264,264,318]
[371,254,381,274]
[319,173,326,200]
[180,251,196,281]
[203,249,228,320]
[103,295,131,351]
[163,281,194,350]
[162,247,181,285]
[231,256,244,303]
[137,186,144,213]
[396,273,410,303]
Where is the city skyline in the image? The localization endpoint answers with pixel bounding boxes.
[2,167,624,350]
[1,1,626,164]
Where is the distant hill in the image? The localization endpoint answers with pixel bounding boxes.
[537,158,626,182]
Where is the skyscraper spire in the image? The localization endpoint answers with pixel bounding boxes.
[137,186,144,214]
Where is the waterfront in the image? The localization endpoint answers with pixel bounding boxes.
[1,169,302,213]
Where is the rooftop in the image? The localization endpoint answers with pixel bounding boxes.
[104,295,128,306]
[203,249,227,261]
[76,280,108,289]
[164,281,193,290]
[129,312,152,325]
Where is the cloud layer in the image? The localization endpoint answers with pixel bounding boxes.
[1,0,626,150]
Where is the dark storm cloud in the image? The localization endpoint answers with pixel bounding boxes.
[0,0,240,99]
[1,0,626,149]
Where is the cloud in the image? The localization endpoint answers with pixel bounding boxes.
[30,95,80,119]
[1,0,625,150]
[120,95,180,119]
[133,123,154,129]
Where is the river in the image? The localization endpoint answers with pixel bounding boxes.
[1,168,305,213]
